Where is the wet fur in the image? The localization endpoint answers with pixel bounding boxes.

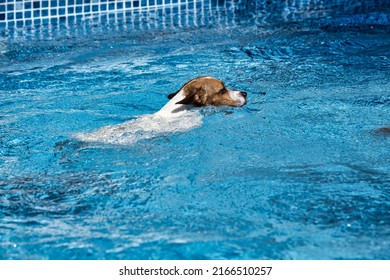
[166,76,246,107]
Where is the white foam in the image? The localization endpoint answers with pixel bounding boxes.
[74,111,202,145]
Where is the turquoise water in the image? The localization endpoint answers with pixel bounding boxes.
[1,3,390,259]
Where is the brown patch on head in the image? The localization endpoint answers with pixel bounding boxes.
[168,76,244,107]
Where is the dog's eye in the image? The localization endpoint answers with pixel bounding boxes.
[219,89,227,95]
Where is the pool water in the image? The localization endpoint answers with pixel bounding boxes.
[1,3,390,259]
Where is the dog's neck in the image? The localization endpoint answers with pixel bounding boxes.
[155,90,191,117]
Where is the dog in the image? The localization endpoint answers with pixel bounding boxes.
[156,76,247,116]
[75,76,247,145]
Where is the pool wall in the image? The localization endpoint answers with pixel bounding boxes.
[2,0,390,33]
[0,0,209,29]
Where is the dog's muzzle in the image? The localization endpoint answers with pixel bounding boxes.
[237,91,247,106]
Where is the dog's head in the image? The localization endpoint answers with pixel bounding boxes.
[168,76,247,107]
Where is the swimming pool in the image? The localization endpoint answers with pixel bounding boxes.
[1,0,390,259]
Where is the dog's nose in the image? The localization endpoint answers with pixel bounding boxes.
[240,91,247,98]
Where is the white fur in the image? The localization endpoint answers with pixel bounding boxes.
[228,89,246,107]
[74,90,202,145]
[155,90,190,117]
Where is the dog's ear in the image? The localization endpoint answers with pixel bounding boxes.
[168,91,178,99]
[175,94,197,105]
[176,91,204,106]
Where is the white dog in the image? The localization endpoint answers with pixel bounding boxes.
[75,76,247,145]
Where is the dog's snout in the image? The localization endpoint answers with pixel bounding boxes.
[240,91,247,98]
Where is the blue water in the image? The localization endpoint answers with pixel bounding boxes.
[1,2,390,259]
